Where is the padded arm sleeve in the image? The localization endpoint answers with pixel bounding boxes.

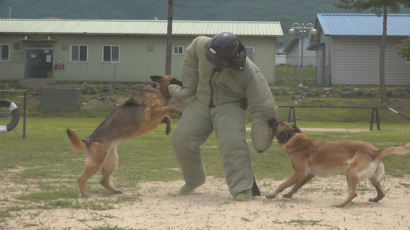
[168,37,200,101]
[246,71,278,153]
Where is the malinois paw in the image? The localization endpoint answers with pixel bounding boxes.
[282,193,293,198]
[369,195,384,202]
[333,203,348,208]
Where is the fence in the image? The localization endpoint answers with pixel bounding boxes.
[275,64,317,86]
[278,105,382,131]
[274,54,332,87]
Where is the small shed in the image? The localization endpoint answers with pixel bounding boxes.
[309,13,410,86]
[0,19,283,83]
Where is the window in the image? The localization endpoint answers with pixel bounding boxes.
[71,45,88,62]
[0,44,10,61]
[245,46,255,61]
[103,45,120,62]
[173,46,184,55]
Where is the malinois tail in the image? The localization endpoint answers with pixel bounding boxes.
[66,129,86,152]
[377,142,410,160]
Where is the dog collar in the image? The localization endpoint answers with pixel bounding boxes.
[287,130,297,142]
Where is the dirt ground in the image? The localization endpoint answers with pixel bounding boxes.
[1,173,410,230]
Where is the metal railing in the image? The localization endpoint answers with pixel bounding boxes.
[278,105,383,131]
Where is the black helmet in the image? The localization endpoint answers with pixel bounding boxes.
[206,32,246,71]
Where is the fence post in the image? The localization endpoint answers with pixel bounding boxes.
[287,106,297,125]
[23,91,27,139]
[375,108,380,131]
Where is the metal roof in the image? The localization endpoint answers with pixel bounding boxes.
[316,13,410,36]
[283,39,298,53]
[0,19,283,37]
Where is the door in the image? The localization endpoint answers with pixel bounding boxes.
[25,46,53,78]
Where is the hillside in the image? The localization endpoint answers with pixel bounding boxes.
[0,0,349,21]
[2,0,409,44]
[0,0,410,43]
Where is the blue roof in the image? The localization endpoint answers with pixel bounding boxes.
[316,13,410,36]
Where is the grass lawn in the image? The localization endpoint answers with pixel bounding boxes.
[0,117,409,214]
[1,117,409,179]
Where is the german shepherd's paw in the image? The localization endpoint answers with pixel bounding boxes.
[265,194,277,199]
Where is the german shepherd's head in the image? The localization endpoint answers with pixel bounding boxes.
[150,75,182,88]
[269,120,302,145]
[148,75,183,101]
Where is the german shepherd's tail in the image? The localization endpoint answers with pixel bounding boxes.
[377,142,410,160]
[66,129,86,152]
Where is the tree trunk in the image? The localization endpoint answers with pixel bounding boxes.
[379,5,387,103]
[165,0,173,75]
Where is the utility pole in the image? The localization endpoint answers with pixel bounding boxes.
[288,23,316,87]
[299,35,304,86]
[165,0,173,75]
[8,7,12,18]
[379,5,387,103]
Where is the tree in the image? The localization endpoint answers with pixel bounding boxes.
[165,0,174,75]
[397,37,410,62]
[335,0,410,104]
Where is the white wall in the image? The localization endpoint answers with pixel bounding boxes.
[331,37,410,85]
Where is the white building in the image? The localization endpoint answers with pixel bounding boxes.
[309,13,410,86]
[284,33,316,67]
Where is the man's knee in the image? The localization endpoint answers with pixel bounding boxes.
[217,130,248,154]
[171,127,199,156]
[171,128,183,148]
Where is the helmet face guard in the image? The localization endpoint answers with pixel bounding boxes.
[206,32,246,71]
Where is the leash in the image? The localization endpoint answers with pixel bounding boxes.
[384,104,410,121]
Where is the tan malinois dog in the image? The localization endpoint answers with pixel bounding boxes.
[67,75,183,197]
[266,121,410,207]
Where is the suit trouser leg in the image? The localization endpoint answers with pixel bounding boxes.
[172,100,213,186]
[211,103,254,197]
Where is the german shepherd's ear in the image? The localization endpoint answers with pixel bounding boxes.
[170,78,183,86]
[150,75,164,82]
[268,119,279,136]
[292,124,302,133]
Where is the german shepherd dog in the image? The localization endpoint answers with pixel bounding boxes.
[266,121,410,207]
[67,75,183,197]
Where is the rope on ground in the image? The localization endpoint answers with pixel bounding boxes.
[383,104,410,121]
